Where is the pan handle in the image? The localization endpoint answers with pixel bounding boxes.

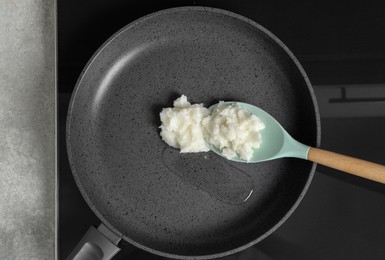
[66,224,121,260]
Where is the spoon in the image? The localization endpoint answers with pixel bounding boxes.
[208,102,385,184]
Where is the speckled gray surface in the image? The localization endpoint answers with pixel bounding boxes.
[67,7,319,259]
[0,0,55,259]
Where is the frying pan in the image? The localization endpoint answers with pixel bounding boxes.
[66,6,320,259]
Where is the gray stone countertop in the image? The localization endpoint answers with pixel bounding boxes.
[0,0,56,259]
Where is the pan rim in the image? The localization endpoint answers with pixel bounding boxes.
[66,5,321,259]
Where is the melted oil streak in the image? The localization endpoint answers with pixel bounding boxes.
[161,147,255,205]
[243,189,254,202]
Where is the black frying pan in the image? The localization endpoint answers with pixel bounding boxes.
[66,6,320,259]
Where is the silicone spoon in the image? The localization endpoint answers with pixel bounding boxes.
[208,102,385,184]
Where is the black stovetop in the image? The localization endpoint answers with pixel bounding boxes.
[58,1,385,259]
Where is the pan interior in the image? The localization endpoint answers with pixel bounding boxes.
[67,7,318,258]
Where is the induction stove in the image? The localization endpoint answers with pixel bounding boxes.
[58,1,385,259]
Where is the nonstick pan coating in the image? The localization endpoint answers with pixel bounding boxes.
[66,7,320,259]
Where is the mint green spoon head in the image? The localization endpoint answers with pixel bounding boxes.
[207,102,310,163]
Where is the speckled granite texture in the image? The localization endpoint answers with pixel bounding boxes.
[0,0,55,259]
[66,7,317,258]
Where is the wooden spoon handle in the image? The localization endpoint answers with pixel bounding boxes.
[308,147,385,184]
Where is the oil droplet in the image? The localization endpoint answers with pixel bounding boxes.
[161,147,255,205]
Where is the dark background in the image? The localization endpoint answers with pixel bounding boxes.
[58,1,385,259]
[58,0,385,91]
